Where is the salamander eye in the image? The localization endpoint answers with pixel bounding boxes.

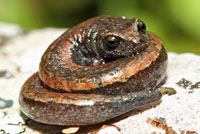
[103,35,120,50]
[137,20,146,33]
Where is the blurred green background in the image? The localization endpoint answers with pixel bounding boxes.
[0,0,200,54]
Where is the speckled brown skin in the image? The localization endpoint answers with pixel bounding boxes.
[19,16,167,126]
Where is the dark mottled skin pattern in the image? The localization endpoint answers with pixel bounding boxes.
[19,16,168,125]
[39,16,151,91]
[70,17,148,66]
[19,73,162,125]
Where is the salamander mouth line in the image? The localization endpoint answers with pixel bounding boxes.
[73,47,148,67]
[101,46,148,65]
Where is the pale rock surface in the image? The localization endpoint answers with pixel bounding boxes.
[0,22,24,39]
[0,23,200,134]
